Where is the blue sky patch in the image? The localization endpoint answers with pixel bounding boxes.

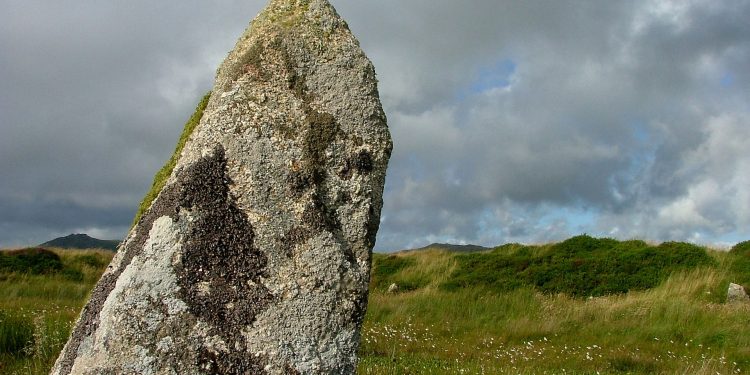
[471,59,517,93]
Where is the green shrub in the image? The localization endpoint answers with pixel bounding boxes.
[441,235,715,297]
[0,248,63,275]
[491,243,527,254]
[731,240,750,256]
[729,241,750,288]
[441,248,529,292]
[0,310,34,356]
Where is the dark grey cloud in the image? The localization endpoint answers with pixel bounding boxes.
[2,0,749,251]
[1,0,264,246]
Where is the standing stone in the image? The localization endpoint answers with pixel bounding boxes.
[727,283,750,304]
[51,0,391,373]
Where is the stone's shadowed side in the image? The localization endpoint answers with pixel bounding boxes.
[52,0,391,374]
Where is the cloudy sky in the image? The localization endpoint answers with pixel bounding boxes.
[1,0,749,251]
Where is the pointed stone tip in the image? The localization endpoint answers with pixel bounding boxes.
[264,0,334,11]
[263,0,348,39]
[257,0,340,26]
[214,0,356,94]
[266,0,327,7]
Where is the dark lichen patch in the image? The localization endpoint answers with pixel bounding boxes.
[287,66,307,100]
[279,226,309,257]
[198,348,268,375]
[281,192,342,251]
[245,28,341,194]
[281,57,344,242]
[280,46,309,101]
[336,191,352,205]
[302,193,341,235]
[269,32,306,99]
[337,150,372,180]
[301,107,339,184]
[261,29,307,102]
[263,31,358,265]
[243,42,268,77]
[303,109,338,159]
[354,150,373,174]
[288,170,313,196]
[284,363,301,375]
[173,146,272,374]
[285,107,339,199]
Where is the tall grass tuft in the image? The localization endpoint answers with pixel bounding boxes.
[0,310,34,356]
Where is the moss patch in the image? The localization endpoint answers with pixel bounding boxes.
[260,1,311,30]
[132,92,211,227]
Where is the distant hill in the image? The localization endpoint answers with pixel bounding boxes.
[402,243,490,253]
[40,233,120,251]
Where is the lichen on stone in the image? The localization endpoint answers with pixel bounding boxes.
[174,146,273,373]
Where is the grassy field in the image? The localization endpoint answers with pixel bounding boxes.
[361,245,749,374]
[0,248,112,374]
[1,238,749,374]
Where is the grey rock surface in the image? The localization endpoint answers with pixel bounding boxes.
[387,283,399,294]
[727,283,750,304]
[51,0,391,373]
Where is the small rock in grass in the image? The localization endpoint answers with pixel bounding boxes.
[727,283,750,304]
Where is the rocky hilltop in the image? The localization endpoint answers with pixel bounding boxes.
[40,233,119,251]
[52,0,391,374]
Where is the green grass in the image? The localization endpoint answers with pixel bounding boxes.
[0,310,34,357]
[0,248,113,374]
[2,237,749,374]
[361,242,750,374]
[132,92,211,227]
